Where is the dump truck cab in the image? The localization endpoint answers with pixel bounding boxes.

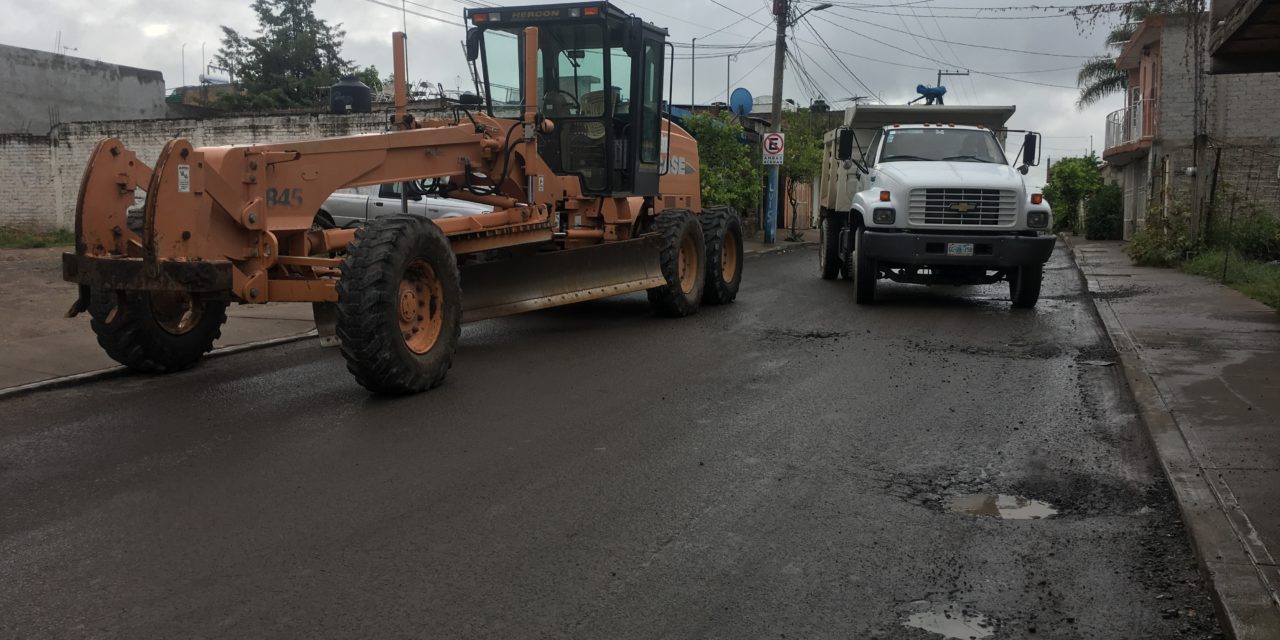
[466,2,669,196]
[818,105,1054,308]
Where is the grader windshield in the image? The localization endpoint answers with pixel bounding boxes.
[467,2,668,195]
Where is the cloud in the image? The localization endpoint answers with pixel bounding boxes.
[142,24,171,38]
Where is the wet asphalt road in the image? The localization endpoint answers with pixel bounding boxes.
[1,243,1224,639]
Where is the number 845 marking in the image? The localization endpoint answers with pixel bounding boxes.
[265,187,303,207]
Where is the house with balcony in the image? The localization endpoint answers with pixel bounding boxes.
[1102,13,1280,239]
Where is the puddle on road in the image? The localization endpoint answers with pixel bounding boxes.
[947,493,1059,520]
[901,601,995,639]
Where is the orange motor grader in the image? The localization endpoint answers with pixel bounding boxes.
[62,2,745,394]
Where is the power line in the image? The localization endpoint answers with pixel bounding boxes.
[357,0,461,25]
[824,7,1097,57]
[800,16,882,102]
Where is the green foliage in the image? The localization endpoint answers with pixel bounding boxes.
[1209,197,1280,262]
[1126,202,1199,267]
[214,0,354,109]
[684,113,761,215]
[1182,249,1280,309]
[1043,155,1103,232]
[0,227,74,249]
[352,65,383,94]
[780,111,823,185]
[1084,182,1123,240]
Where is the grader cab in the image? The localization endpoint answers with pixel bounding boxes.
[62,2,744,394]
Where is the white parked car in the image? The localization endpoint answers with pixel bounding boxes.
[317,182,493,228]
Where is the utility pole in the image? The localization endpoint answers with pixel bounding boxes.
[691,38,696,109]
[765,0,788,244]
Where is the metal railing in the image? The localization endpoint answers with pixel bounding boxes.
[1104,99,1156,150]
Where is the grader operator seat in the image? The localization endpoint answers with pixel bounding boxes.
[465,2,668,196]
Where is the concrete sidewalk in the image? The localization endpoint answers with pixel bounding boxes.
[0,247,316,392]
[1067,236,1280,639]
[743,227,817,256]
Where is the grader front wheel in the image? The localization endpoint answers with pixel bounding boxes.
[700,206,744,305]
[336,215,461,395]
[646,210,707,317]
[87,289,228,372]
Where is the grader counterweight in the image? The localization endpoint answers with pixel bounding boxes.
[62,2,744,394]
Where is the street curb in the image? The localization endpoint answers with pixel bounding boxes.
[744,240,815,257]
[0,330,318,401]
[1062,234,1280,640]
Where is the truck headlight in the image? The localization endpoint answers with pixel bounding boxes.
[872,208,895,224]
[1027,211,1049,228]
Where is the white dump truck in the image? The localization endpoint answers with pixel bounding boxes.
[817,105,1054,308]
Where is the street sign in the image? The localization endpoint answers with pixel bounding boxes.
[763,132,785,165]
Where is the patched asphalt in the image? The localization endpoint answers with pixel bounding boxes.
[0,242,1224,639]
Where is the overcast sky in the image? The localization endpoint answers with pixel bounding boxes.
[3,0,1131,187]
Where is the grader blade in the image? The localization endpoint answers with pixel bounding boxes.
[461,235,666,322]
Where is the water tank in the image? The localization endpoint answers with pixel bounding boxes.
[330,76,372,114]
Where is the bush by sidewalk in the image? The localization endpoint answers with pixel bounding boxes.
[1183,249,1280,309]
[1085,183,1123,241]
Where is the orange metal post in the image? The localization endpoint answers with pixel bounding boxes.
[393,31,408,128]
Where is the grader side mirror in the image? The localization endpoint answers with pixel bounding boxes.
[465,28,482,62]
[837,128,854,161]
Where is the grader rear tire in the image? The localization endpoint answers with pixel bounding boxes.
[87,288,228,373]
[700,206,743,305]
[336,214,461,394]
[647,210,706,317]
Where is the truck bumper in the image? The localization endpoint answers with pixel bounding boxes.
[62,253,233,292]
[860,231,1055,268]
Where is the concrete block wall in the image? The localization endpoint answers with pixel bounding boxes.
[1,112,408,231]
[0,44,167,135]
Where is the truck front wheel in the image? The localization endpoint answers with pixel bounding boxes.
[1009,264,1043,309]
[819,213,844,280]
[854,227,877,305]
[647,210,707,317]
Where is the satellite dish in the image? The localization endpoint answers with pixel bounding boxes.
[729,88,752,117]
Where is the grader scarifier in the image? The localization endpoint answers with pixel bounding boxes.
[62,2,744,394]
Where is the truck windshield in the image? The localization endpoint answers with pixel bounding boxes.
[879,128,1006,164]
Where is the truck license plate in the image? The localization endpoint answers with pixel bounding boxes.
[946,243,975,257]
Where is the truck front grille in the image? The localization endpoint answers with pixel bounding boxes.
[908,188,1017,226]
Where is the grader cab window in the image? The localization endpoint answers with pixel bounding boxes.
[475,9,666,196]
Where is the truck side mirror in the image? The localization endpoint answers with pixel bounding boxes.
[465,28,482,62]
[837,128,854,161]
[1023,132,1038,167]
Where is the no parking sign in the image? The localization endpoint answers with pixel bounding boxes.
[762,132,785,165]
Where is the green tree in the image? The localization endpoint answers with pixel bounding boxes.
[780,110,824,235]
[214,0,353,109]
[683,113,761,216]
[1044,154,1103,232]
[352,65,383,94]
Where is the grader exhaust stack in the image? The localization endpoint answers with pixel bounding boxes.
[61,2,745,394]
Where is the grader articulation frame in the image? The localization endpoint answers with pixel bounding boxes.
[62,2,744,394]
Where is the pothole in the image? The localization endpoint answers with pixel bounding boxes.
[946,493,1059,520]
[900,601,995,639]
[763,328,848,341]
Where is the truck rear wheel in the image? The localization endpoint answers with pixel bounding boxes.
[336,214,461,394]
[647,210,706,317]
[701,206,743,305]
[819,213,844,280]
[854,226,878,305]
[1009,264,1043,309]
[88,288,228,373]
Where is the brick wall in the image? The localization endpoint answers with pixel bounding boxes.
[0,134,57,229]
[1,112,404,231]
[1153,16,1280,222]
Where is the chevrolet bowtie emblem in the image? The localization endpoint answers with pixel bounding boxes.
[949,202,974,213]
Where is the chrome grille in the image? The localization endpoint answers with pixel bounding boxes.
[908,188,1018,226]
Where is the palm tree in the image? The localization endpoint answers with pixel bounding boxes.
[1075,22,1139,109]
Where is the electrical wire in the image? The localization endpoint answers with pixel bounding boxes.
[824,7,1096,57]
[800,16,883,102]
